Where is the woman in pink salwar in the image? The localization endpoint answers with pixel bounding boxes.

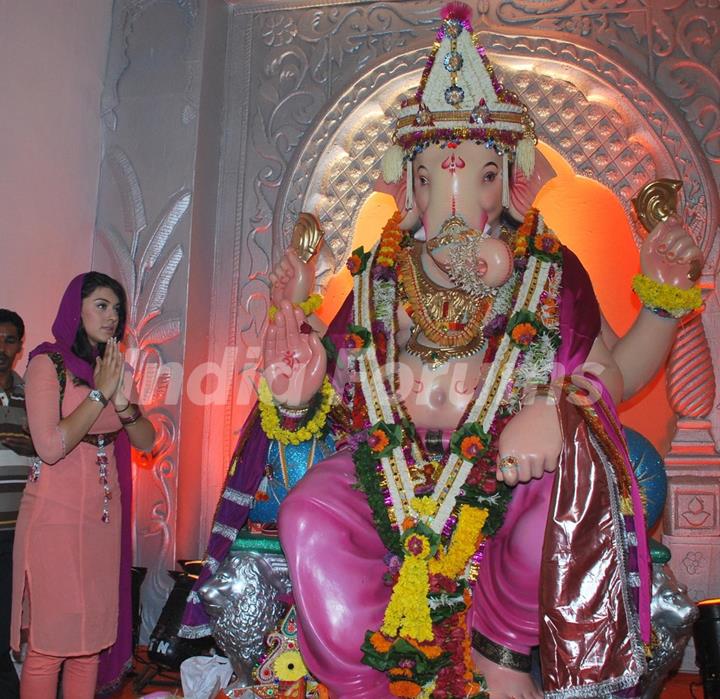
[11,272,155,699]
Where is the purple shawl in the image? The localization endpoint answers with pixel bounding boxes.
[29,273,134,693]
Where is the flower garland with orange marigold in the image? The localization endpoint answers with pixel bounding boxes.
[352,208,564,697]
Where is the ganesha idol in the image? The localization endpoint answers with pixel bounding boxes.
[181,4,705,698]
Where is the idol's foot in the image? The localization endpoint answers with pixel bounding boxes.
[473,649,542,699]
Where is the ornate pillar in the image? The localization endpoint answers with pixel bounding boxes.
[663,307,720,669]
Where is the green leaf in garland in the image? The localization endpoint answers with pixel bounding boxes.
[347,246,372,276]
[546,328,561,350]
[401,520,440,559]
[321,334,338,363]
[344,324,372,353]
[400,416,416,442]
[353,441,401,554]
[456,481,512,537]
[360,632,451,685]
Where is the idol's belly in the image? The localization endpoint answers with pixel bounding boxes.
[395,319,487,430]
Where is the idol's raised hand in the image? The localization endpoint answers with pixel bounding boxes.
[641,215,703,291]
[263,301,327,407]
[269,249,315,307]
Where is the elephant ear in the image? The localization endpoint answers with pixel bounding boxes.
[374,172,421,231]
[509,149,556,221]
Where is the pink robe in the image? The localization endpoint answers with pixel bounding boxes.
[11,354,123,656]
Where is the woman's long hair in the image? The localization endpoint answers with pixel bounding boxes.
[71,271,128,365]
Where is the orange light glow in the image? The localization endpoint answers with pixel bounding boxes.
[535,142,674,455]
[316,192,397,326]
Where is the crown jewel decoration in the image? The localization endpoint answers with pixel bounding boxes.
[382,2,536,185]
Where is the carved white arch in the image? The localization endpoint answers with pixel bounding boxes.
[275,32,717,284]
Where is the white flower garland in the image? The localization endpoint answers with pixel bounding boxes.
[355,214,562,535]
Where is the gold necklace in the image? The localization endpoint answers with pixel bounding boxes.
[405,325,486,369]
[397,244,492,347]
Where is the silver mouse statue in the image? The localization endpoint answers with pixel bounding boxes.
[639,543,699,699]
[199,551,291,686]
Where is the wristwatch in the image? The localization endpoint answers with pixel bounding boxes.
[88,389,109,407]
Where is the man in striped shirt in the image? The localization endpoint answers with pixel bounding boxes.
[0,309,32,699]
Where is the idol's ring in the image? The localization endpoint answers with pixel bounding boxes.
[499,455,518,472]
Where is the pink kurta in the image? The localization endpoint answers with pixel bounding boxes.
[11,354,123,656]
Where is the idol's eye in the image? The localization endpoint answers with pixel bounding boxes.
[418,174,429,185]
[482,171,497,183]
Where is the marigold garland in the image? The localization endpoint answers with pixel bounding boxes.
[268,292,323,321]
[376,211,406,267]
[258,376,334,445]
[429,505,488,578]
[382,553,434,642]
[411,496,439,518]
[631,273,702,318]
[389,680,424,698]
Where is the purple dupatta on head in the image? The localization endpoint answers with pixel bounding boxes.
[29,272,134,694]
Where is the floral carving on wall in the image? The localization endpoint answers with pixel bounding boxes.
[97,144,189,631]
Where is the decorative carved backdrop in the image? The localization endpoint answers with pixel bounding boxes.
[94,0,719,644]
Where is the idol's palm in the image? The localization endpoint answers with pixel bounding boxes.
[263,302,327,407]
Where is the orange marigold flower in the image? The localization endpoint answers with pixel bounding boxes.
[511,322,537,346]
[347,254,362,275]
[460,435,484,460]
[407,638,444,660]
[515,238,528,256]
[389,668,413,677]
[346,333,365,349]
[370,631,393,653]
[534,233,560,254]
[540,297,559,324]
[389,680,423,698]
[402,516,416,531]
[368,429,390,453]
